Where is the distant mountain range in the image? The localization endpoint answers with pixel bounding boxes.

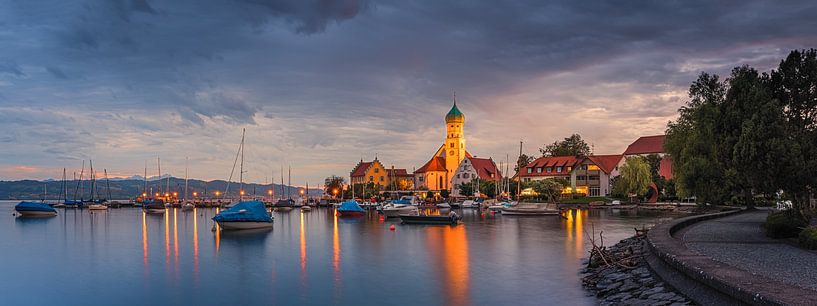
[0,177,323,200]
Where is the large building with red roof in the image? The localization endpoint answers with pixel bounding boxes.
[350,157,414,190]
[451,156,502,197]
[623,135,672,180]
[517,154,624,196]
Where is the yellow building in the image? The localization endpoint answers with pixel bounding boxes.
[350,158,414,190]
[415,98,471,191]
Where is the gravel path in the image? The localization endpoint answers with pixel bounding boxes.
[682,210,817,291]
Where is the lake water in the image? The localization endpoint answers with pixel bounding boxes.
[0,201,676,306]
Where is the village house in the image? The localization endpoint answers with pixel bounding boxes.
[451,156,502,197]
[517,154,625,197]
[350,157,413,190]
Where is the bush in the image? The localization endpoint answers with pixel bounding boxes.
[799,227,817,250]
[765,210,808,238]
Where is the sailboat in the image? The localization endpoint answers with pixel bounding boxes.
[143,157,166,214]
[15,182,57,217]
[212,129,274,230]
[182,157,194,211]
[273,165,294,212]
[65,162,86,208]
[336,175,365,217]
[88,164,109,210]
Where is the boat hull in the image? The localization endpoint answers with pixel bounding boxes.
[274,207,293,212]
[381,207,418,218]
[144,208,166,214]
[337,210,366,217]
[17,210,58,217]
[217,221,274,230]
[400,215,459,225]
[500,209,560,216]
[88,204,108,210]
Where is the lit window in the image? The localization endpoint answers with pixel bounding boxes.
[588,165,600,171]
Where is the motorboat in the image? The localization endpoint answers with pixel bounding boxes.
[182,202,195,211]
[15,201,57,217]
[449,201,461,208]
[88,204,108,210]
[337,200,366,217]
[500,203,560,216]
[436,202,451,209]
[380,202,419,218]
[301,205,312,212]
[213,200,274,230]
[461,200,478,208]
[400,211,461,225]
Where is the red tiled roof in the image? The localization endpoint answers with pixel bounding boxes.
[623,135,666,155]
[416,156,447,173]
[350,161,372,177]
[468,157,502,181]
[386,168,412,177]
[587,154,624,174]
[659,156,673,180]
[519,156,580,177]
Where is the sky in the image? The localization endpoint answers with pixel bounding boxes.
[1,0,816,185]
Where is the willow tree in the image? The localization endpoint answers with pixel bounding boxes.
[614,157,652,202]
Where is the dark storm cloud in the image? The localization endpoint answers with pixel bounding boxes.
[1,0,816,181]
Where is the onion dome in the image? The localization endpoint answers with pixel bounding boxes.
[445,101,464,123]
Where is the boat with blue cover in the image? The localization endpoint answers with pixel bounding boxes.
[337,200,366,217]
[15,201,58,217]
[213,200,273,230]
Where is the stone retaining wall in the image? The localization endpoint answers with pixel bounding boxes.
[646,209,817,306]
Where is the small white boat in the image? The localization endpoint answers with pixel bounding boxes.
[301,205,312,212]
[88,204,108,210]
[182,202,195,211]
[461,200,478,208]
[436,202,451,209]
[501,203,560,216]
[380,203,419,218]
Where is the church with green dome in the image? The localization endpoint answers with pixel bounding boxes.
[413,96,471,192]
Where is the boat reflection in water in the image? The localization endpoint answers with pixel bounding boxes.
[426,225,470,306]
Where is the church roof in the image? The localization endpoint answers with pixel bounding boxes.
[445,101,464,123]
[416,156,447,173]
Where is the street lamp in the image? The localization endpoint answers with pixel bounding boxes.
[192,192,198,197]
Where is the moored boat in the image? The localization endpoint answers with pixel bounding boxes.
[88,203,108,210]
[15,201,57,217]
[337,200,366,217]
[274,199,295,212]
[380,202,419,218]
[436,202,451,209]
[143,199,166,214]
[213,200,274,230]
[400,211,461,225]
[500,203,560,216]
[301,205,312,212]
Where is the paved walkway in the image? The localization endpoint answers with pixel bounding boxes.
[681,210,817,291]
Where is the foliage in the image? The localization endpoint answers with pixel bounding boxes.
[799,227,817,250]
[515,154,535,174]
[529,179,563,203]
[539,134,591,157]
[351,182,377,199]
[440,189,450,199]
[765,210,808,238]
[426,191,435,199]
[613,157,651,201]
[666,50,817,210]
[457,182,474,197]
[324,175,345,196]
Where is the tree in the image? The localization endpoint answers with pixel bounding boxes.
[515,154,535,174]
[614,157,652,202]
[540,134,591,157]
[324,175,345,197]
[457,182,474,197]
[530,179,563,203]
[768,49,817,211]
[440,189,450,199]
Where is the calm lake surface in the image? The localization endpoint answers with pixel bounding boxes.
[0,200,677,306]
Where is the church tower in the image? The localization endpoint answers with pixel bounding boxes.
[444,95,466,189]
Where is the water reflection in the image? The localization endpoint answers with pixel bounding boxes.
[193,208,199,282]
[426,225,470,306]
[299,211,307,282]
[142,211,148,275]
[563,209,586,258]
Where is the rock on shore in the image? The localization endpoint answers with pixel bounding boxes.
[581,236,692,305]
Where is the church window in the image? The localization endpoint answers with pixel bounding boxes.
[419,176,424,182]
[450,143,454,148]
[449,151,454,155]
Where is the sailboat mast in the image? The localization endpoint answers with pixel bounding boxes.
[280,165,284,200]
[158,157,162,197]
[62,168,67,202]
[144,161,148,197]
[77,160,85,200]
[104,169,111,201]
[184,157,189,202]
[239,129,245,201]
[287,166,291,199]
[89,159,95,201]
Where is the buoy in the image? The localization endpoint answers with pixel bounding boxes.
[389,224,396,231]
[490,211,496,215]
